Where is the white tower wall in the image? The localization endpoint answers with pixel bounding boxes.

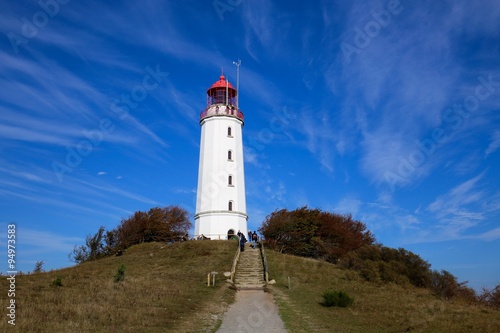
[194,81,248,240]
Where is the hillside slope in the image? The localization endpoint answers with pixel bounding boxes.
[0,241,237,333]
[266,249,499,333]
[2,241,498,332]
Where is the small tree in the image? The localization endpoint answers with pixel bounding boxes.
[33,260,44,274]
[104,230,118,255]
[69,226,106,264]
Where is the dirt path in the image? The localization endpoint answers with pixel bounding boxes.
[216,290,288,332]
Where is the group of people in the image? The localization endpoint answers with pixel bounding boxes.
[237,230,258,251]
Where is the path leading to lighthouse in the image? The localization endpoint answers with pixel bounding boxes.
[216,289,287,332]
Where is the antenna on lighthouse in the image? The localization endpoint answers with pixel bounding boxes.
[233,59,241,109]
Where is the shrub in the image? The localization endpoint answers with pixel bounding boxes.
[430,269,475,300]
[114,264,126,282]
[322,290,354,308]
[52,276,63,287]
[341,245,431,288]
[480,285,500,308]
[116,206,191,248]
[360,260,380,282]
[259,206,374,261]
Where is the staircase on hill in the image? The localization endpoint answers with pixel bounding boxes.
[234,243,266,289]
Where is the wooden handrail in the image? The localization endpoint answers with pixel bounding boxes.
[229,237,241,282]
[259,241,269,285]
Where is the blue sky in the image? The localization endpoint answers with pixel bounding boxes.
[1,0,499,291]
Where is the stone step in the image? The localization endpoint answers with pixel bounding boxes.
[234,280,265,285]
[236,267,264,274]
[234,246,266,289]
[235,275,263,278]
[234,248,266,289]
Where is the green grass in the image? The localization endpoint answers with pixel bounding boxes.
[266,250,500,333]
[0,240,237,333]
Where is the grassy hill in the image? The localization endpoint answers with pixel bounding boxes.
[0,241,237,333]
[266,250,499,332]
[1,241,498,332]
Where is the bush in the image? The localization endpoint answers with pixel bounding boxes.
[430,270,475,300]
[114,264,126,282]
[359,260,380,282]
[259,206,374,261]
[68,205,191,264]
[115,206,191,248]
[341,245,431,288]
[52,276,63,287]
[480,285,500,308]
[322,290,354,308]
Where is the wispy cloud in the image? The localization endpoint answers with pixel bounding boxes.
[320,0,500,190]
[427,173,487,237]
[297,106,337,173]
[485,130,500,156]
[471,228,500,242]
[18,229,83,253]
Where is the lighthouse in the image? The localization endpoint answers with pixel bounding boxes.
[194,73,248,240]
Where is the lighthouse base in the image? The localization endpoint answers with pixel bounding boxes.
[194,211,248,240]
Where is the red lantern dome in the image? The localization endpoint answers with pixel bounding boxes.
[206,75,237,107]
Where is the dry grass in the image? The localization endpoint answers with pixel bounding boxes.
[0,241,237,333]
[266,250,500,333]
[3,241,498,332]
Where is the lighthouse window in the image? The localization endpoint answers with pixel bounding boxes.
[228,201,233,211]
[228,150,233,161]
[216,90,226,104]
[228,175,233,186]
[227,126,232,137]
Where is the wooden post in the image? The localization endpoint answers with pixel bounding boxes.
[211,271,218,286]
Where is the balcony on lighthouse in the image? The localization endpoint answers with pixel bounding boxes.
[200,74,244,123]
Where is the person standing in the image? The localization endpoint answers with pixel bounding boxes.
[239,234,246,252]
[252,231,258,248]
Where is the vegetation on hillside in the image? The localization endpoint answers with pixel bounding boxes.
[68,204,499,309]
[70,205,191,264]
[259,206,375,260]
[260,206,500,308]
[266,249,500,332]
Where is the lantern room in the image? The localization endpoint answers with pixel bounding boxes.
[206,75,237,107]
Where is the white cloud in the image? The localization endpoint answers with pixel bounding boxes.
[471,228,500,242]
[18,229,82,253]
[335,197,362,216]
[427,173,487,237]
[485,130,500,156]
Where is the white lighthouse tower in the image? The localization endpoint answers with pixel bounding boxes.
[194,72,248,240]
